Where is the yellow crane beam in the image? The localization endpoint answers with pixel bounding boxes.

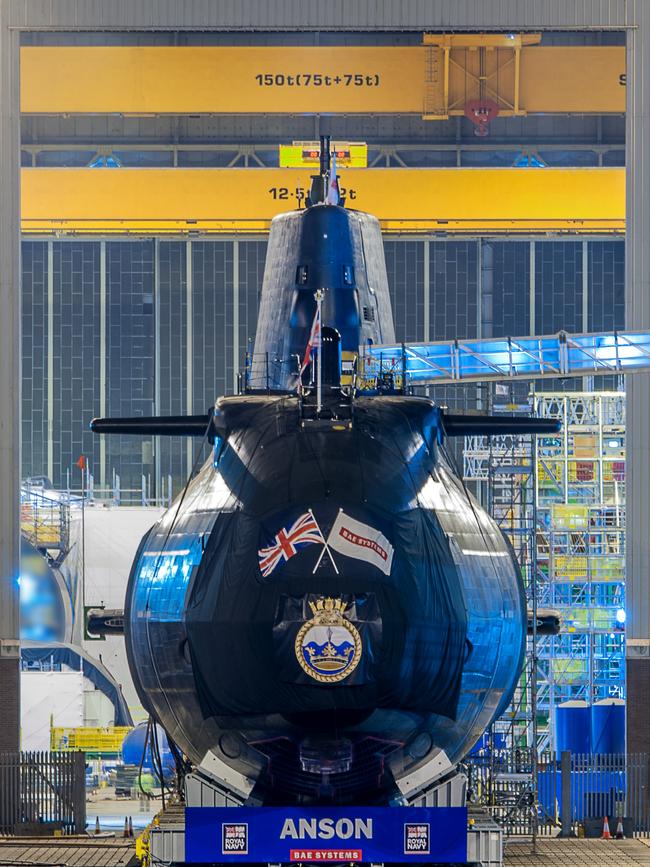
[20,43,626,116]
[20,167,625,235]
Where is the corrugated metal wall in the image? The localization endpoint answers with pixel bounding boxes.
[6,0,631,31]
[21,235,626,495]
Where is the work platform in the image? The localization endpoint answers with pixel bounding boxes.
[506,839,650,866]
[0,835,138,867]
[4,834,650,867]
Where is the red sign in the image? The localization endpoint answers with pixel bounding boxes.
[290,850,362,861]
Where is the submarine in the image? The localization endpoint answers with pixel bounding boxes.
[91,139,560,806]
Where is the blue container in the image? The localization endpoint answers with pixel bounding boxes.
[468,731,508,756]
[555,700,591,754]
[121,722,175,781]
[591,699,625,754]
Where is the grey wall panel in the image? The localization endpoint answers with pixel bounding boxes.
[157,241,187,490]
[21,241,48,480]
[428,240,478,411]
[18,235,630,494]
[21,113,625,150]
[191,241,233,408]
[588,239,625,332]
[429,240,478,341]
[7,0,630,31]
[384,240,425,343]
[489,241,530,338]
[105,241,155,493]
[238,240,266,376]
[533,240,584,394]
[534,241,583,335]
[51,241,102,488]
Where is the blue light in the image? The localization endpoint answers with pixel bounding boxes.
[513,153,546,168]
[88,154,122,168]
[616,608,626,624]
[19,574,36,605]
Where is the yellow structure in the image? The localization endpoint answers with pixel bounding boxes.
[21,167,625,235]
[51,725,132,755]
[20,500,62,548]
[20,42,626,116]
[279,141,368,168]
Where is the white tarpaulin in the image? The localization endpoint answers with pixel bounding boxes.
[21,670,84,751]
[327,511,394,575]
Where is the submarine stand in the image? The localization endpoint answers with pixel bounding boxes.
[146,757,502,867]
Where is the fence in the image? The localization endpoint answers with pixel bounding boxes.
[0,751,86,835]
[466,750,650,838]
[550,752,650,837]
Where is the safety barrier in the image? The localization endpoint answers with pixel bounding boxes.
[50,726,132,756]
[467,750,650,838]
[0,750,86,835]
[553,752,650,837]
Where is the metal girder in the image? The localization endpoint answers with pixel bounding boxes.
[19,166,624,235]
[20,44,625,116]
[361,331,650,386]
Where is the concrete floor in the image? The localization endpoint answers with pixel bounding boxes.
[506,839,650,866]
[86,791,156,833]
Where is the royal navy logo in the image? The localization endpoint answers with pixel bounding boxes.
[295,597,362,683]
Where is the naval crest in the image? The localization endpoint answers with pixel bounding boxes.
[295,597,362,683]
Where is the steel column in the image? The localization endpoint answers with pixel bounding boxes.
[154,237,161,495]
[626,6,650,753]
[582,240,593,391]
[186,240,193,477]
[423,240,430,343]
[529,241,536,335]
[99,240,106,489]
[0,6,21,756]
[233,239,239,393]
[46,240,53,481]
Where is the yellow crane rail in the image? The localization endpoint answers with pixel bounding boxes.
[20,42,626,116]
[20,167,625,235]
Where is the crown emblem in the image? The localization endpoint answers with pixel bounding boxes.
[295,596,362,684]
[308,597,347,617]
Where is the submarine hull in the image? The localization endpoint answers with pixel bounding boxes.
[125,395,525,804]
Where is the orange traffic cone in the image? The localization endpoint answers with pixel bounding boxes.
[602,815,612,839]
[94,816,101,835]
[615,818,625,840]
[123,816,129,838]
[128,817,134,838]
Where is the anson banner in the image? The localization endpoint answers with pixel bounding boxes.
[185,806,467,863]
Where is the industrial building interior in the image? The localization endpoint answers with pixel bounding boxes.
[3,2,650,867]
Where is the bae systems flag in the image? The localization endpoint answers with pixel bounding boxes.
[326,511,394,575]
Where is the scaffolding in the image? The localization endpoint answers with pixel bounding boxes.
[534,392,626,733]
[20,483,72,567]
[463,391,626,750]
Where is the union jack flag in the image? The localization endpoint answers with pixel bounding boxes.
[258,511,325,577]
